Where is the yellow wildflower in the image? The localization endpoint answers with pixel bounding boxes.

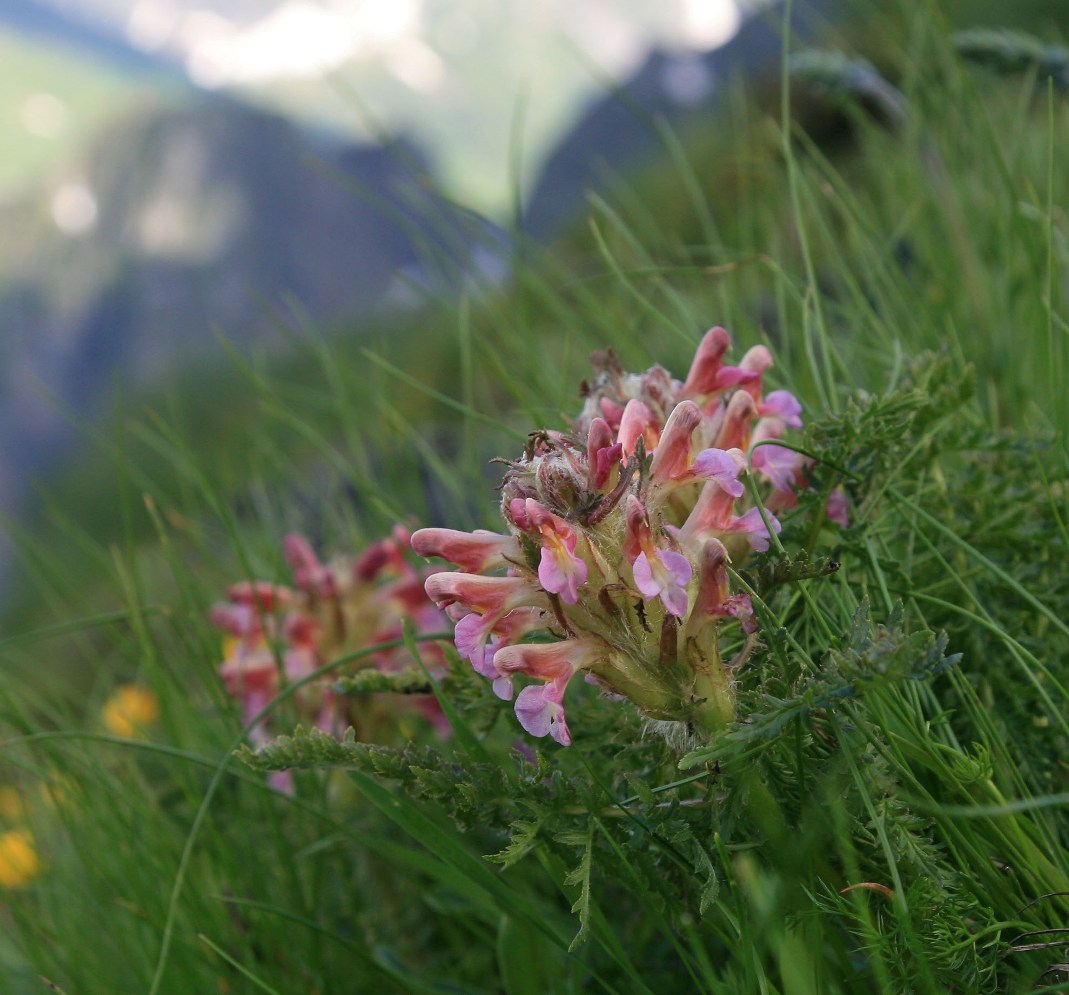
[102,684,160,738]
[0,828,40,888]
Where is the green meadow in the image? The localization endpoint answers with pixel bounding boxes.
[1,7,1067,993]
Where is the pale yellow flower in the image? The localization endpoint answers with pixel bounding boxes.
[0,828,40,888]
[102,684,160,739]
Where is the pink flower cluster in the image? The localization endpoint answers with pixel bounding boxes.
[211,527,449,765]
[413,327,843,747]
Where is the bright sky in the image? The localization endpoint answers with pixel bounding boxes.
[117,0,748,89]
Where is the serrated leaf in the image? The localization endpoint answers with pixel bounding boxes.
[697,849,719,917]
[564,823,594,952]
[239,724,375,770]
[624,773,656,808]
[485,818,545,868]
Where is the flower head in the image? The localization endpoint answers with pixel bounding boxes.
[211,529,451,775]
[414,327,819,746]
[101,684,159,739]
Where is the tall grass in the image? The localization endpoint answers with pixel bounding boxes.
[1,9,1067,993]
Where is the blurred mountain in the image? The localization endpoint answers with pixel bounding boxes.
[0,92,505,593]
[523,0,842,238]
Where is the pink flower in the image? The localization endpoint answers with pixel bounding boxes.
[617,399,658,456]
[210,601,264,639]
[452,612,499,677]
[632,548,692,618]
[586,417,623,490]
[539,543,587,603]
[353,533,410,581]
[680,479,739,542]
[411,527,520,573]
[492,639,602,743]
[225,581,292,612]
[508,499,588,604]
[491,637,597,698]
[624,496,692,617]
[455,607,544,679]
[736,344,773,398]
[759,390,803,428]
[648,401,704,484]
[599,397,624,430]
[723,506,782,552]
[712,390,758,452]
[424,572,537,615]
[751,442,803,494]
[284,534,336,598]
[514,679,572,745]
[691,447,747,497]
[722,594,758,633]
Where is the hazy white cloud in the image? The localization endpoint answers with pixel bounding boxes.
[125,0,182,51]
[684,0,742,49]
[168,0,425,88]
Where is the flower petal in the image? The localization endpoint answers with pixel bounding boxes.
[514,681,572,746]
[691,447,746,497]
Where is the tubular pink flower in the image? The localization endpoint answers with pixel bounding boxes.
[424,572,537,615]
[679,326,732,399]
[538,544,587,603]
[691,538,731,619]
[599,397,624,430]
[680,327,765,402]
[623,494,652,563]
[283,612,318,650]
[426,571,544,677]
[680,479,739,542]
[354,535,409,581]
[587,417,623,490]
[712,390,758,452]
[617,399,658,456]
[220,643,277,700]
[691,539,758,634]
[759,389,803,428]
[284,533,336,598]
[491,638,600,705]
[633,548,692,618]
[648,400,703,484]
[723,594,758,633]
[411,527,520,573]
[455,607,545,679]
[736,344,773,398]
